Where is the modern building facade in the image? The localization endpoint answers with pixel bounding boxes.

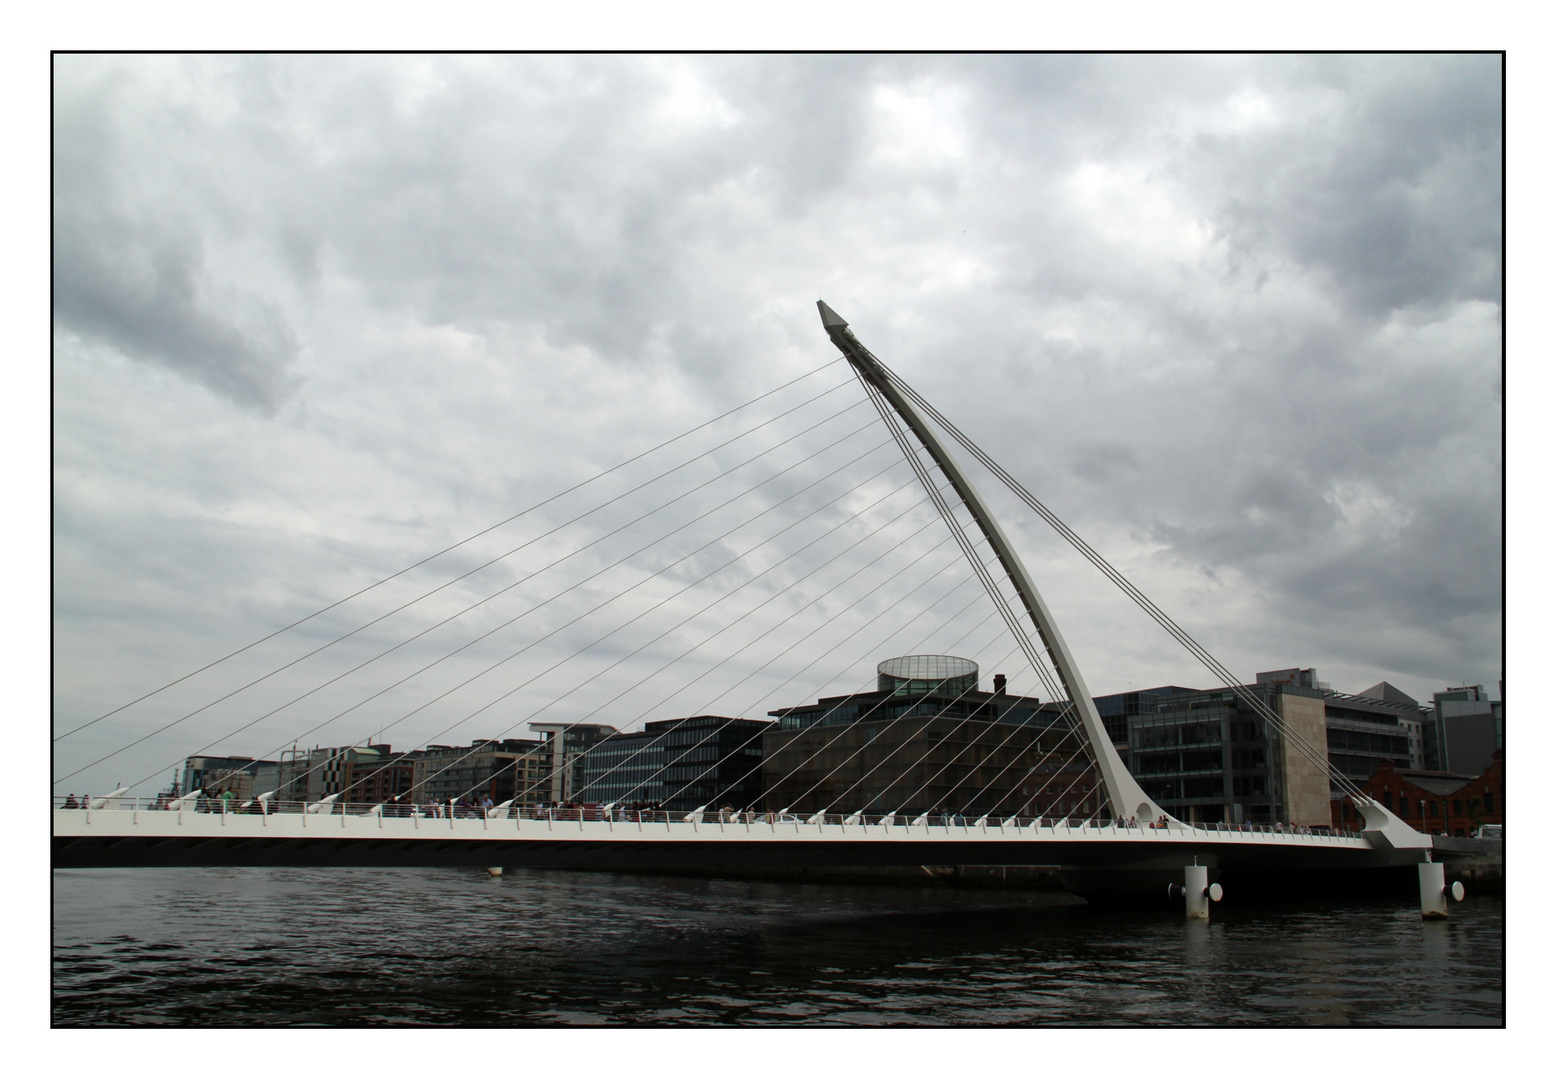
[1321,689,1418,782]
[575,715,773,811]
[762,656,1101,820]
[180,755,276,798]
[1090,668,1430,828]
[340,748,415,806]
[527,723,618,803]
[1118,680,1330,827]
[261,744,405,805]
[1432,684,1504,775]
[190,737,571,809]
[1356,680,1430,769]
[171,665,1496,829]
[574,728,662,807]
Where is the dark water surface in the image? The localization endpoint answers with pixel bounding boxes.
[53,867,1503,1026]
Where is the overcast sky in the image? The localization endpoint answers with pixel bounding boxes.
[52,54,1503,796]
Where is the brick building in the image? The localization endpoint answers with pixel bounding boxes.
[1331,752,1503,836]
[342,751,415,806]
[410,738,550,807]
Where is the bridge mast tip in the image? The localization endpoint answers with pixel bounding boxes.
[817,300,849,330]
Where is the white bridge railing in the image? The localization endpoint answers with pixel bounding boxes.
[52,796,1367,843]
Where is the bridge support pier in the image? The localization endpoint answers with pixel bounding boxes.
[1418,856,1464,919]
[1184,863,1210,920]
[1172,862,1223,919]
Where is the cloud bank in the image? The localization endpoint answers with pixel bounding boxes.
[53,55,1502,794]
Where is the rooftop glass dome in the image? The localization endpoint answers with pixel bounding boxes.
[877,655,979,697]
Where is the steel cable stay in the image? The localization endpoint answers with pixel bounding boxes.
[57,357,852,744]
[352,434,970,814]
[535,508,975,810]
[409,486,960,808]
[858,375,1070,708]
[884,499,1112,823]
[86,306,1369,826]
[828,676,1094,825]
[755,630,1033,820]
[850,372,1116,814]
[59,387,876,782]
[633,499,1075,821]
[275,458,968,810]
[885,703,1105,827]
[106,440,920,799]
[927,646,1106,823]
[541,461,990,814]
[815,303,1380,824]
[600,593,1014,816]
[457,351,1111,821]
[57,391,888,786]
[745,480,1089,825]
[739,659,1008,819]
[446,554,984,815]
[559,550,1002,810]
[872,359,1371,804]
[112,439,944,799]
[984,729,1106,822]
[858,694,1085,826]
[784,616,1105,826]
[257,466,948,812]
[950,708,1096,822]
[397,471,987,811]
[594,548,1004,815]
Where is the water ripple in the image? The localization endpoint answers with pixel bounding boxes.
[54,867,1501,1026]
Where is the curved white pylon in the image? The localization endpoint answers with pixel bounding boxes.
[818,300,1168,824]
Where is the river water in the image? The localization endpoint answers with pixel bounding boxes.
[52,867,1503,1026]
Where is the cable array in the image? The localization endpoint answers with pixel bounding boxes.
[59,321,1374,834]
[55,358,848,745]
[869,357,1369,804]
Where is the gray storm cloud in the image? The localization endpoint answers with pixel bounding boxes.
[53,63,302,412]
[52,54,1502,795]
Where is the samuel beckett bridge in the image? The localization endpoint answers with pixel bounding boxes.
[54,303,1468,919]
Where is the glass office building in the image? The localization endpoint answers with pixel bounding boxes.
[575,715,773,811]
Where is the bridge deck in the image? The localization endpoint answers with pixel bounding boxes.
[55,807,1399,874]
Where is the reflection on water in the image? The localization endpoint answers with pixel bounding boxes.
[53,867,1503,1026]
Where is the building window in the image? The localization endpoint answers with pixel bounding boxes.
[1452,800,1462,816]
[1485,790,1495,813]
